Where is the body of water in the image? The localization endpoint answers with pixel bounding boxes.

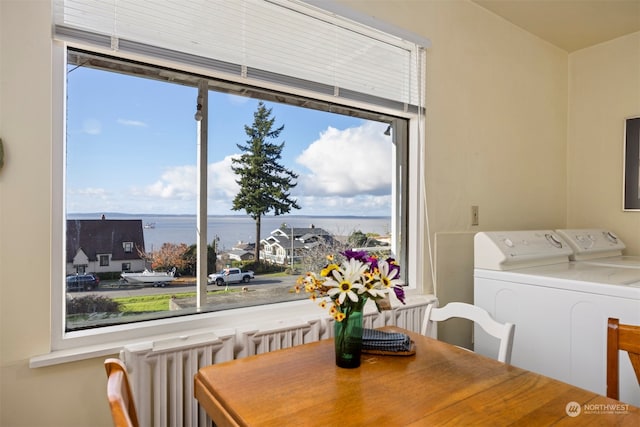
[68,214,391,251]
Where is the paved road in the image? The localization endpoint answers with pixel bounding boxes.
[69,275,300,298]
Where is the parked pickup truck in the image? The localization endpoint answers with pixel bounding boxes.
[208,268,255,286]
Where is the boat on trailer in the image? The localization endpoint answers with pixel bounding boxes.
[120,267,176,286]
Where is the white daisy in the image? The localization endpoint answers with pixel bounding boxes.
[325,258,366,304]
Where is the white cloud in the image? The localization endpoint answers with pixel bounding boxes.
[208,155,240,198]
[207,155,241,214]
[226,94,250,106]
[295,122,392,197]
[117,118,148,127]
[71,187,109,197]
[124,155,241,214]
[144,165,197,200]
[67,187,116,212]
[82,119,102,135]
[294,194,392,216]
[71,123,393,216]
[202,150,392,216]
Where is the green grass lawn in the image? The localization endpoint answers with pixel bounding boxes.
[114,290,233,312]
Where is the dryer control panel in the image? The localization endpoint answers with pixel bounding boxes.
[555,229,626,261]
[474,230,572,270]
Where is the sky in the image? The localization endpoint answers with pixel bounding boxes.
[66,65,394,217]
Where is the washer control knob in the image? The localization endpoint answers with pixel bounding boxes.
[545,233,563,248]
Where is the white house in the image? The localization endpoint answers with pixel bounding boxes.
[66,218,147,275]
[226,249,255,262]
[261,226,334,265]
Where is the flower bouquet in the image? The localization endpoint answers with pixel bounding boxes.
[294,249,406,368]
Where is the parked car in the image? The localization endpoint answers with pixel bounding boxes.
[208,268,254,286]
[66,273,100,291]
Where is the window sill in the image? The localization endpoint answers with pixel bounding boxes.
[30,293,436,368]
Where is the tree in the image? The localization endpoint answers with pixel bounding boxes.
[183,241,219,275]
[148,243,189,271]
[300,235,346,273]
[231,101,300,265]
[348,230,384,248]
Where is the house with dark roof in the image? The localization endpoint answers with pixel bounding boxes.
[260,225,335,266]
[66,219,147,275]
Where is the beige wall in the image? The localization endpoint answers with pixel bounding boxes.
[567,32,640,256]
[1,0,637,425]
[1,1,118,426]
[348,0,569,234]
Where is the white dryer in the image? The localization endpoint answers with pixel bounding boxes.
[474,230,640,406]
[556,228,640,268]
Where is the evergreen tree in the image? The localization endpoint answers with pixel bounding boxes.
[231,101,300,265]
[183,241,219,275]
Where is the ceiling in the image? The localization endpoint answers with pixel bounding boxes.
[472,0,640,52]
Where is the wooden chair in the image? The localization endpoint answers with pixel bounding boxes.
[606,317,640,400]
[421,302,515,364]
[104,358,139,427]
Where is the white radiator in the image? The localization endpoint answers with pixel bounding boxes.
[121,299,429,427]
[121,330,235,427]
[236,318,316,358]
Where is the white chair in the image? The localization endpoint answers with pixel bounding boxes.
[421,302,515,364]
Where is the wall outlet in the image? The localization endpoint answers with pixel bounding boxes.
[471,205,479,226]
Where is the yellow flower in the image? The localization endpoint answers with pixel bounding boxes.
[292,251,405,319]
[321,263,339,277]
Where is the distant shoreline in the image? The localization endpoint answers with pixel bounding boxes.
[67,213,392,251]
[68,213,391,219]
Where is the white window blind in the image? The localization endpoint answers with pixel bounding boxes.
[53,0,427,113]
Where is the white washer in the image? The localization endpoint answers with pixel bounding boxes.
[474,230,640,406]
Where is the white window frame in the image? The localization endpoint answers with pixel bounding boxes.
[37,41,426,367]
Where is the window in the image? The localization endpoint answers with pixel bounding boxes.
[99,255,110,267]
[51,0,427,353]
[63,48,412,332]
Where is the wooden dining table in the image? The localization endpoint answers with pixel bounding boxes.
[194,327,640,426]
